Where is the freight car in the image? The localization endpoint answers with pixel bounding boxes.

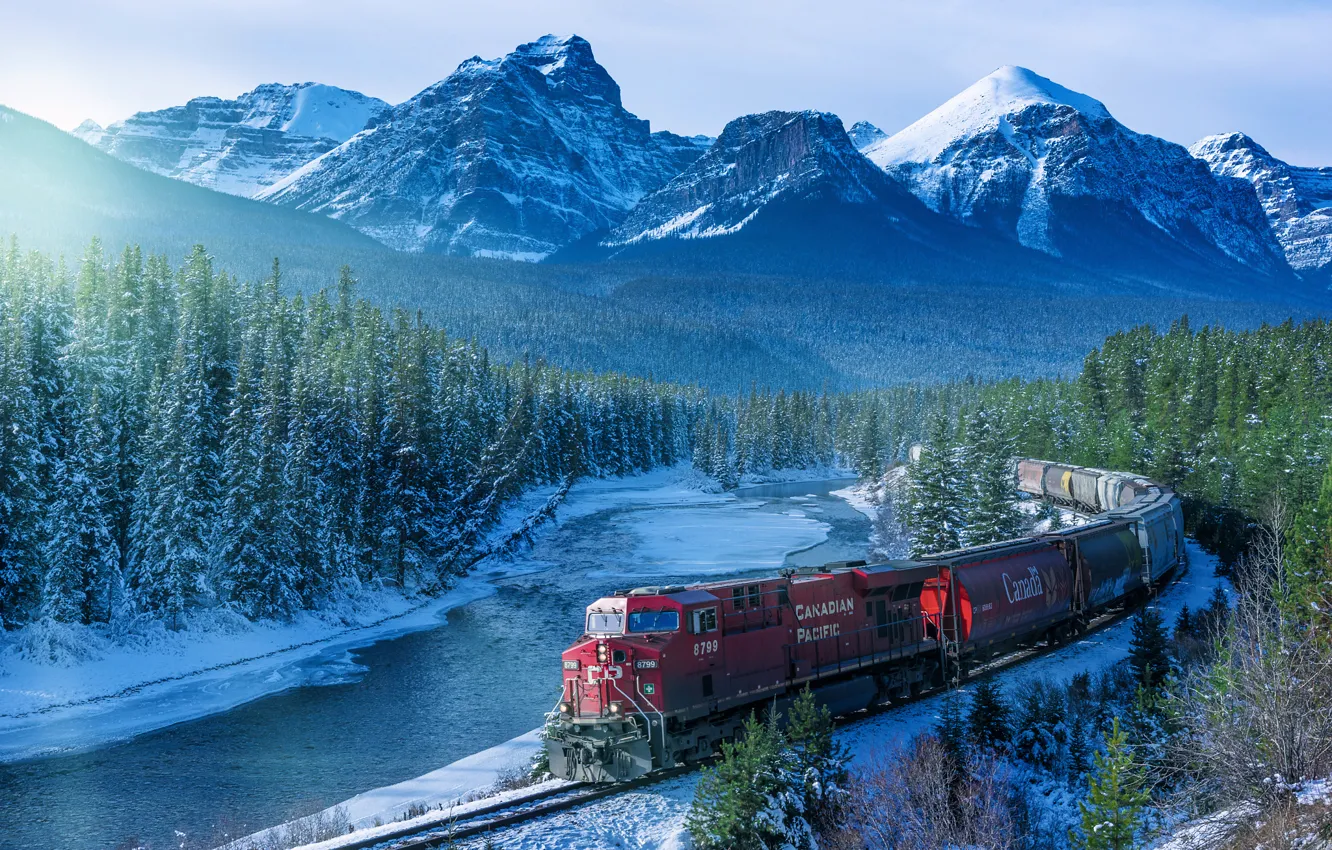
[546,460,1185,782]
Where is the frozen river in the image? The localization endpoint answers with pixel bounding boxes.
[0,476,867,850]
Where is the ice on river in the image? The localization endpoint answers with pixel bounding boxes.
[600,502,830,577]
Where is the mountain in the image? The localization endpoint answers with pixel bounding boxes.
[862,66,1292,282]
[0,103,391,286]
[1190,132,1332,282]
[79,83,391,197]
[603,110,926,246]
[1,103,1322,395]
[258,35,709,260]
[847,120,886,150]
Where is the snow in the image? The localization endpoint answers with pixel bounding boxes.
[0,584,503,763]
[266,84,388,142]
[865,65,1110,168]
[0,466,838,764]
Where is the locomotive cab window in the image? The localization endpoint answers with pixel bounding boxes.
[691,607,718,634]
[747,585,761,609]
[586,611,624,634]
[731,587,746,610]
[628,610,680,633]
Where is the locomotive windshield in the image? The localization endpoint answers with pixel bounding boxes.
[586,612,624,634]
[628,610,680,633]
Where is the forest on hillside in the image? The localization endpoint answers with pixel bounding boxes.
[5,237,1332,645]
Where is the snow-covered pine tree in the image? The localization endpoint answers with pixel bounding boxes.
[960,406,1022,547]
[687,711,818,850]
[1012,681,1069,770]
[905,413,963,556]
[127,269,220,626]
[41,390,119,624]
[0,307,42,627]
[966,679,1012,753]
[784,687,850,835]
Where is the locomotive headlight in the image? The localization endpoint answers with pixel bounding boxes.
[558,701,573,714]
[596,643,609,663]
[608,702,623,716]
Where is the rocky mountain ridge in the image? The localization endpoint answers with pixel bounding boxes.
[78,83,390,198]
[257,35,709,259]
[860,65,1290,279]
[1190,132,1332,279]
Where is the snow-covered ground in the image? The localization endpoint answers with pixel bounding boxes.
[306,539,1218,850]
[0,466,847,763]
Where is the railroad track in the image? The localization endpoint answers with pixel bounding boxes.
[330,764,701,850]
[321,558,1185,850]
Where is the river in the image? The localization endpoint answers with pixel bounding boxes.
[0,478,868,850]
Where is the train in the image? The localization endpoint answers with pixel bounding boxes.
[545,459,1186,783]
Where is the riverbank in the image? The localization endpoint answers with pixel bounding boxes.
[0,465,852,763]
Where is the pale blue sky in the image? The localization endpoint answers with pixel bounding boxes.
[4,0,1329,164]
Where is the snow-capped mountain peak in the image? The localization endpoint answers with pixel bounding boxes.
[860,66,1288,278]
[71,119,105,145]
[258,34,707,259]
[85,82,391,197]
[1190,132,1332,276]
[847,120,886,151]
[865,65,1110,168]
[603,109,916,246]
[236,82,388,140]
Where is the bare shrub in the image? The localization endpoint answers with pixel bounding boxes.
[492,764,538,793]
[223,805,350,850]
[1173,515,1332,810]
[1220,795,1332,849]
[845,735,1019,850]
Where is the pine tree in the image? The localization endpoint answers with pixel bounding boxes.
[1288,456,1332,615]
[960,406,1022,546]
[41,390,119,623]
[784,688,850,834]
[906,413,964,556]
[933,690,968,773]
[0,309,42,627]
[1012,683,1068,770]
[966,679,1012,753]
[687,712,788,850]
[1074,718,1148,850]
[1128,608,1171,690]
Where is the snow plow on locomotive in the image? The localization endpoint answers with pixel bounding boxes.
[546,460,1186,783]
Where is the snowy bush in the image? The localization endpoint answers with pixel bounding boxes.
[4,617,107,665]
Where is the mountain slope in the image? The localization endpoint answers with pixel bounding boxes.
[1190,132,1332,282]
[79,83,391,198]
[258,35,708,260]
[0,104,394,286]
[604,110,923,245]
[863,66,1292,283]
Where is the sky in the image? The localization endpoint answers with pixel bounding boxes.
[3,0,1330,164]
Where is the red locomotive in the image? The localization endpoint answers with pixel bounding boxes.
[546,460,1185,782]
